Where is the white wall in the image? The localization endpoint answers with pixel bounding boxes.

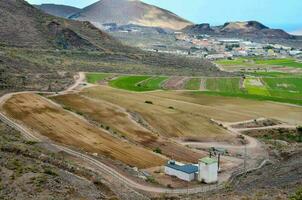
[198,162,218,183]
[164,166,195,182]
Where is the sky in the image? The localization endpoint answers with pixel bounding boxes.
[27,0,302,32]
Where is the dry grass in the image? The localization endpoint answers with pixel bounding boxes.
[2,93,166,169]
[149,91,302,125]
[51,94,205,163]
[79,86,237,143]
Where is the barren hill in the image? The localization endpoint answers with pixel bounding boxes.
[182,21,301,47]
[70,0,193,30]
[0,0,125,51]
[35,3,81,18]
[183,21,294,40]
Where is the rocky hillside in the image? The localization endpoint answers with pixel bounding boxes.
[0,0,228,93]
[0,122,118,199]
[0,0,126,51]
[69,0,193,30]
[183,21,295,40]
[34,4,80,18]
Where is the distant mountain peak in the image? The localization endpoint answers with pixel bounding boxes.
[69,0,193,30]
[182,21,295,42]
[221,21,269,32]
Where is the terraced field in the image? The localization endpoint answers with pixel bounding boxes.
[264,78,302,100]
[206,78,242,93]
[51,93,205,163]
[217,58,302,68]
[244,78,270,96]
[184,78,201,90]
[87,73,301,106]
[109,75,152,91]
[86,73,113,84]
[138,76,168,90]
[2,93,166,169]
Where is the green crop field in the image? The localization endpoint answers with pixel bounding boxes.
[217,57,302,69]
[216,58,249,66]
[138,76,168,90]
[264,78,302,100]
[254,58,302,68]
[86,73,112,84]
[109,75,152,91]
[185,78,201,90]
[244,78,270,96]
[247,71,298,78]
[206,78,242,93]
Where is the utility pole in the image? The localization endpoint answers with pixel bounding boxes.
[243,143,247,173]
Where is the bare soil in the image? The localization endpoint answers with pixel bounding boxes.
[51,93,205,163]
[2,93,166,169]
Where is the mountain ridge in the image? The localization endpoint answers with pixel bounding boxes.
[69,0,193,30]
[183,21,295,40]
[34,3,81,18]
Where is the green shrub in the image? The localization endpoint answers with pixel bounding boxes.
[145,101,153,104]
[290,187,302,200]
[153,147,162,154]
[44,167,58,176]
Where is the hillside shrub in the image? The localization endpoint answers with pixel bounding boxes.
[153,147,162,154]
[145,101,153,104]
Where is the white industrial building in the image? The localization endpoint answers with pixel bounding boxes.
[198,157,218,184]
[164,160,198,182]
[164,157,218,183]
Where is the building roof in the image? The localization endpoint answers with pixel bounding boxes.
[200,157,218,165]
[166,163,198,174]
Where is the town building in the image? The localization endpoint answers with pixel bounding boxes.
[164,160,198,182]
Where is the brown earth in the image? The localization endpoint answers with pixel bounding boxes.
[79,86,236,143]
[163,77,188,90]
[149,91,302,125]
[231,118,282,129]
[0,121,118,200]
[71,0,193,30]
[51,94,205,163]
[2,93,166,169]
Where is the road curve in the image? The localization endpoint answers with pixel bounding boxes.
[0,72,270,195]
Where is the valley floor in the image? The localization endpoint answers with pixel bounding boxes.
[0,72,301,199]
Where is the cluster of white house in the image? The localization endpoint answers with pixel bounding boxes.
[164,157,218,183]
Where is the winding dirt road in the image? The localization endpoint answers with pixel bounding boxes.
[0,72,274,195]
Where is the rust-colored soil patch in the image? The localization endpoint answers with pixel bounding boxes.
[163,77,188,90]
[2,93,166,169]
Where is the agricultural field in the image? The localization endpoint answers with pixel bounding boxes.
[86,73,113,84]
[264,78,302,100]
[87,73,302,106]
[216,57,302,68]
[184,78,201,90]
[243,78,270,96]
[2,93,166,169]
[216,57,302,73]
[109,75,153,91]
[137,76,168,90]
[206,78,242,93]
[51,93,205,163]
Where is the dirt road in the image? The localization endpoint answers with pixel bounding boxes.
[0,72,272,195]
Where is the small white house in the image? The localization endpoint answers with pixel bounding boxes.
[198,157,218,184]
[164,161,198,182]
